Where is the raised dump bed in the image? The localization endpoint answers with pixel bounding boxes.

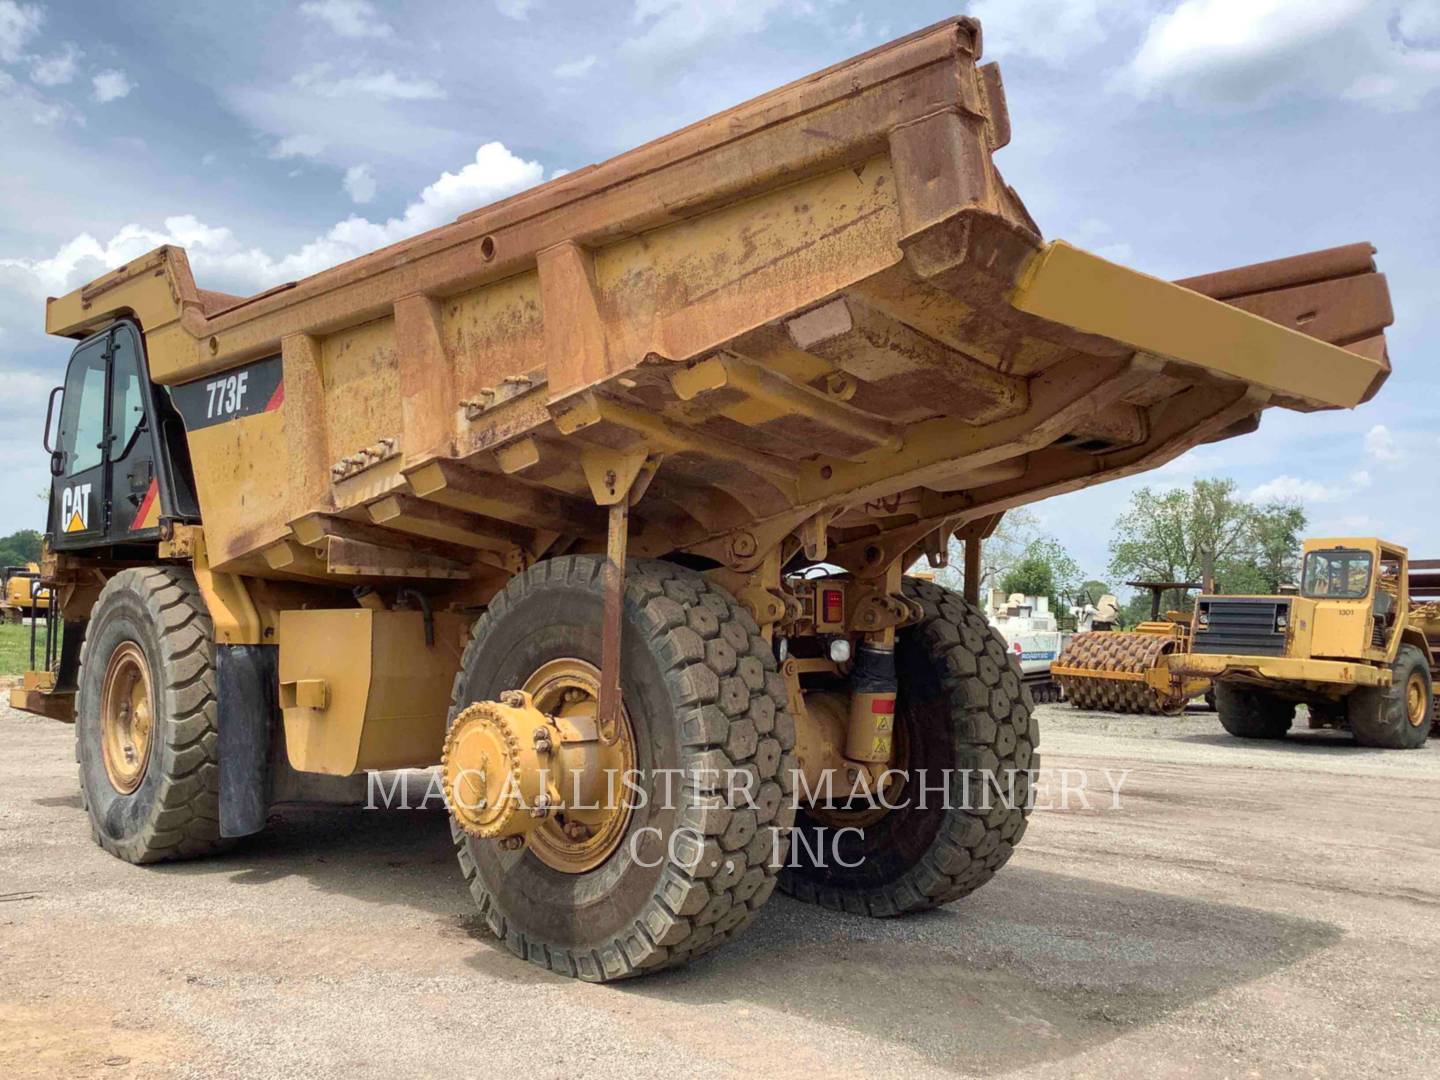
[21,17,1393,981]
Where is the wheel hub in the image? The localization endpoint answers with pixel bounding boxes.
[100,641,155,795]
[1406,671,1427,728]
[442,659,635,873]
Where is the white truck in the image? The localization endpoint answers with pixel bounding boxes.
[987,592,1072,703]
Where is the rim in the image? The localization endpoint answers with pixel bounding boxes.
[1406,671,1427,728]
[520,658,636,873]
[100,641,155,794]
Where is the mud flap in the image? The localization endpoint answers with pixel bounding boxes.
[216,644,278,838]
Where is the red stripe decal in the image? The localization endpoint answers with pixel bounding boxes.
[871,697,896,714]
[130,479,158,531]
[264,379,286,412]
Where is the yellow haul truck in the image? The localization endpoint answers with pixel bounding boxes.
[1175,538,1436,749]
[12,19,1395,980]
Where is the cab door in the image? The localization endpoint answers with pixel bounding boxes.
[47,322,196,551]
[49,331,110,549]
[105,326,163,539]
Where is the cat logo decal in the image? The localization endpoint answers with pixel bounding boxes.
[62,482,92,533]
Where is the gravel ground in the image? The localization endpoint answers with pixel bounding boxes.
[2,701,1438,1079]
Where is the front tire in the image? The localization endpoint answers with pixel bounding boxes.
[1215,682,1294,740]
[448,557,795,981]
[75,568,226,863]
[1349,644,1432,749]
[781,578,1037,916]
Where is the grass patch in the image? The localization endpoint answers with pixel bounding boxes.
[0,621,59,678]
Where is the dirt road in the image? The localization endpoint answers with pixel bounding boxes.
[2,702,1437,1079]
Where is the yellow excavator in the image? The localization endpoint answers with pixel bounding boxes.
[1,563,49,623]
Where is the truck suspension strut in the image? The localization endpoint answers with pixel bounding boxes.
[846,642,897,763]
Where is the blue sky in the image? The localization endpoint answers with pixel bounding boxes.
[0,0,1436,587]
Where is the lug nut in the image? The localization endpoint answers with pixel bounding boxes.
[563,821,592,841]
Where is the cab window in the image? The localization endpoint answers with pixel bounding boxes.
[1301,549,1373,599]
[110,333,145,454]
[58,342,107,476]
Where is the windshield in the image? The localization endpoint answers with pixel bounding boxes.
[1301,549,1373,599]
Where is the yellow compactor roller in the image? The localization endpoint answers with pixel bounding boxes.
[10,17,1395,980]
[1054,582,1212,714]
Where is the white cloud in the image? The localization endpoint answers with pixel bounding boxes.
[1120,0,1440,111]
[495,0,538,19]
[1399,1,1440,44]
[29,43,79,87]
[91,69,133,103]
[0,368,56,421]
[1247,475,1342,503]
[1364,423,1403,462]
[553,54,597,79]
[841,15,867,43]
[1248,429,1402,505]
[1248,461,1377,506]
[0,68,80,125]
[969,0,1129,64]
[342,163,376,204]
[270,133,326,159]
[0,142,546,299]
[1067,216,1135,263]
[0,0,43,64]
[299,0,393,39]
[294,65,445,101]
[625,0,802,59]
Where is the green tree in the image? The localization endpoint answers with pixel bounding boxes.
[937,507,1041,595]
[1246,503,1308,591]
[999,556,1055,602]
[1108,478,1306,600]
[936,510,1088,616]
[0,530,43,567]
[996,536,1083,616]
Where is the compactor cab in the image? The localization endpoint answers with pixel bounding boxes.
[1181,538,1436,748]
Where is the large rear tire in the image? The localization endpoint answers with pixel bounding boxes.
[75,568,227,864]
[1215,682,1294,740]
[1349,644,1431,749]
[448,556,795,981]
[780,578,1037,916]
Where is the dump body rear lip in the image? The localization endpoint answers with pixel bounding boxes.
[1013,244,1386,410]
